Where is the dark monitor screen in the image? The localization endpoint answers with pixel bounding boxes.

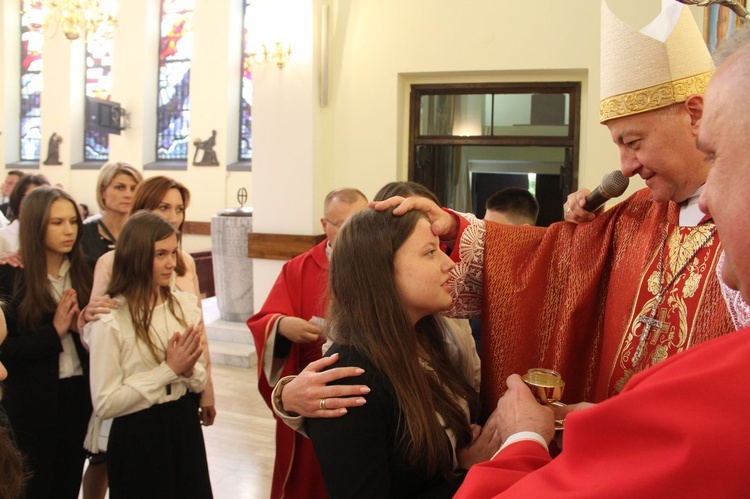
[86,97,123,135]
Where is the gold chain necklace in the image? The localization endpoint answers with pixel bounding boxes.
[631,223,717,368]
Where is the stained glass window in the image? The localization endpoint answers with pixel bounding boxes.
[157,0,194,161]
[239,0,252,161]
[84,31,114,161]
[20,0,44,162]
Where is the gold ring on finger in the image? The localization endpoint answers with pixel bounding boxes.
[319,398,327,410]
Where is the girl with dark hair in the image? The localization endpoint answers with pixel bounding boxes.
[0,174,51,253]
[306,208,497,498]
[87,211,211,498]
[0,186,92,498]
[373,180,441,205]
[0,306,27,499]
[79,176,214,499]
[86,175,215,424]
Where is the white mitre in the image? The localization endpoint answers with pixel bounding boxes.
[600,0,715,122]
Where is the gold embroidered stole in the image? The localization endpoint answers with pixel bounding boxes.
[608,223,721,396]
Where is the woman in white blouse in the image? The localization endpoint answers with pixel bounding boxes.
[87,211,211,498]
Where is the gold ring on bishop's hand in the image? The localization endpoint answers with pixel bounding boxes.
[319,398,327,410]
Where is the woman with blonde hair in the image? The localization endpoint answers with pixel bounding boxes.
[80,161,142,271]
[76,161,142,499]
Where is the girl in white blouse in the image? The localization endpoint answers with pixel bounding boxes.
[87,211,211,498]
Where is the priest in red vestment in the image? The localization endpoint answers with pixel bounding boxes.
[246,188,367,499]
[378,0,734,419]
[455,26,750,495]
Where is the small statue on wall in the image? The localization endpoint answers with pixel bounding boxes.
[43,133,63,165]
[193,129,219,166]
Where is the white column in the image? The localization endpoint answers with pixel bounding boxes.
[39,32,85,187]
[185,0,249,222]
[0,0,21,165]
[249,0,317,310]
[107,0,160,167]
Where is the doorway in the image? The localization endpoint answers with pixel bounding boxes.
[409,82,580,226]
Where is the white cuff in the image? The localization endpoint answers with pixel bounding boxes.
[493,431,549,459]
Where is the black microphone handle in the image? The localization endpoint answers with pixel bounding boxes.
[583,187,609,212]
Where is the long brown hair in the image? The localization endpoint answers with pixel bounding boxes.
[16,187,91,330]
[0,424,25,499]
[0,302,25,496]
[373,181,440,205]
[8,173,50,222]
[328,208,479,478]
[130,176,190,276]
[107,211,186,364]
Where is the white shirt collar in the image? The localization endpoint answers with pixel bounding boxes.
[48,258,72,301]
[679,185,705,226]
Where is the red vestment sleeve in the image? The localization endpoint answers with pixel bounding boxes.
[454,441,551,498]
[245,240,329,499]
[246,241,328,407]
[455,329,750,498]
[442,206,469,263]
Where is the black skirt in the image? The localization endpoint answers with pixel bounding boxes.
[107,394,212,499]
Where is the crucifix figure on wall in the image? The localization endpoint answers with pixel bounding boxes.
[193,130,219,166]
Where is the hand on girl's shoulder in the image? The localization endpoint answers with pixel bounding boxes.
[91,296,127,327]
[0,250,22,268]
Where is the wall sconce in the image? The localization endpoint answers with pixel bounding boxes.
[248,42,292,69]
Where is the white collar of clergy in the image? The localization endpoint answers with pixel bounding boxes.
[679,185,704,227]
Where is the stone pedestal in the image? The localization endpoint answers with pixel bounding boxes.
[211,213,254,322]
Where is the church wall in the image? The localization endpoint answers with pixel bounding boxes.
[0,0,705,307]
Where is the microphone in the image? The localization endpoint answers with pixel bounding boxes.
[584,170,629,212]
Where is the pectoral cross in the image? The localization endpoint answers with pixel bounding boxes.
[638,313,663,332]
[633,307,671,367]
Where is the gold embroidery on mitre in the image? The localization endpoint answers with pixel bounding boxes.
[599,71,713,122]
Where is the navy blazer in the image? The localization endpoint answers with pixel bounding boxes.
[0,265,91,430]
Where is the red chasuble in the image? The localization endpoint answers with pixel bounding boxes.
[246,240,329,499]
[470,188,732,414]
[454,328,750,498]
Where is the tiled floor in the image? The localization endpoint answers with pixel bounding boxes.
[203,363,275,498]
